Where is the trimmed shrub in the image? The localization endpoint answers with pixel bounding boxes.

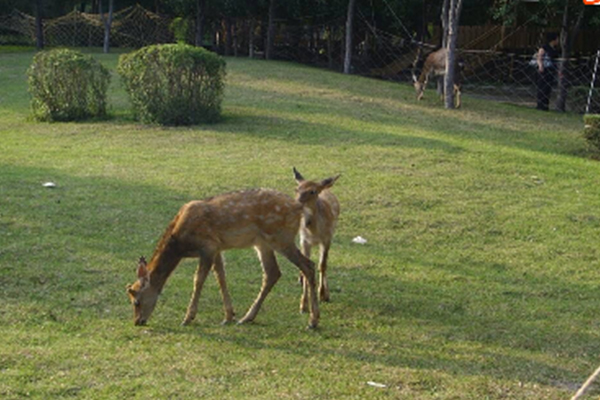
[117,44,226,125]
[27,48,110,122]
[584,114,600,152]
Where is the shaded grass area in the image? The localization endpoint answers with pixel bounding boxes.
[1,50,599,399]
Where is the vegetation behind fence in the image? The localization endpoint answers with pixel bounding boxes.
[1,4,599,113]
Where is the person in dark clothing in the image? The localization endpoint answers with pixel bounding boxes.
[536,32,560,111]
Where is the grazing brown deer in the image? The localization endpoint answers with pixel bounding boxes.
[293,168,340,312]
[412,48,462,108]
[126,189,320,329]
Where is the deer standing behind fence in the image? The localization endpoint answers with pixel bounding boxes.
[412,47,462,108]
[126,189,320,329]
[293,168,340,312]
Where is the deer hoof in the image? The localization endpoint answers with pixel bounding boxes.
[237,315,254,325]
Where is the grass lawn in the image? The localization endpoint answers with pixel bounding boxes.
[1,48,600,399]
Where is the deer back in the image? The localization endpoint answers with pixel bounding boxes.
[424,48,448,78]
[174,189,304,252]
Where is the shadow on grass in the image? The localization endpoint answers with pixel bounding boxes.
[0,162,593,390]
[0,163,189,311]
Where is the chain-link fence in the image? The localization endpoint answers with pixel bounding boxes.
[0,5,173,48]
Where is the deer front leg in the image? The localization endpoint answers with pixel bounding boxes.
[182,253,213,326]
[318,243,331,303]
[281,245,320,329]
[238,245,281,325]
[212,253,235,324]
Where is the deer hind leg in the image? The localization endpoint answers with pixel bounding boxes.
[182,252,214,326]
[280,245,320,329]
[238,245,281,325]
[454,84,462,109]
[212,253,235,324]
[301,239,314,312]
[298,238,312,284]
[318,242,331,303]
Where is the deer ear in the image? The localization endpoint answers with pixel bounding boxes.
[293,167,305,183]
[321,174,340,189]
[137,258,148,279]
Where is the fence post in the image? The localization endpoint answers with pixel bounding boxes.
[586,49,600,115]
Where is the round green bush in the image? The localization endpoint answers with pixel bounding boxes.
[584,114,600,152]
[27,48,110,122]
[117,44,226,125]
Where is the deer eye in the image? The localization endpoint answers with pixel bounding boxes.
[133,299,140,307]
[310,190,316,195]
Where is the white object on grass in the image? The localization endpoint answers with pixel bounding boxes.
[352,236,367,244]
[366,381,387,388]
[42,182,57,188]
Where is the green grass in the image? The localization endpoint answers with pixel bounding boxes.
[1,49,599,399]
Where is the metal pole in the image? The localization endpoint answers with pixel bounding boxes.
[586,49,600,114]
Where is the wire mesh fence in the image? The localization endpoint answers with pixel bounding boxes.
[1,5,598,113]
[0,5,173,48]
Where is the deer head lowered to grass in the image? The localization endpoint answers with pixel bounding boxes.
[126,189,320,329]
[412,47,462,108]
[293,167,340,312]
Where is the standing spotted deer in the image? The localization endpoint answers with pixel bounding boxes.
[126,189,320,329]
[293,168,340,312]
[412,47,462,108]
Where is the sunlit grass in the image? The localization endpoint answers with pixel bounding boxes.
[0,50,598,399]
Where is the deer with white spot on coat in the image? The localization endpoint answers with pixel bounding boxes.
[126,189,320,329]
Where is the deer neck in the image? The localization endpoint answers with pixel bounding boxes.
[301,198,320,229]
[147,220,183,292]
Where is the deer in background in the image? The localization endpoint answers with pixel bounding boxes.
[293,168,340,312]
[412,47,462,108]
[126,189,320,329]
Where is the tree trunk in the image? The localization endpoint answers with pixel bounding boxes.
[100,0,114,54]
[266,0,276,60]
[249,18,255,58]
[444,0,463,109]
[440,0,450,48]
[437,0,450,95]
[232,19,238,57]
[327,25,333,69]
[556,1,585,112]
[224,18,232,56]
[343,0,356,74]
[35,0,44,50]
[195,0,205,47]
